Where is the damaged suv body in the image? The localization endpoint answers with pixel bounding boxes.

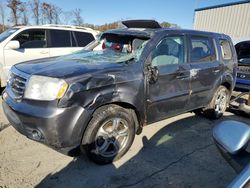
[2,20,237,164]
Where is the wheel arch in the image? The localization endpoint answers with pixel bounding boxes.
[220,72,235,93]
[221,82,232,92]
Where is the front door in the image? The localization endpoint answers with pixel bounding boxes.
[4,29,50,73]
[146,35,191,123]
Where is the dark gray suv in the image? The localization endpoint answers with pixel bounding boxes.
[2,20,237,164]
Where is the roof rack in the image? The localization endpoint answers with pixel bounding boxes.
[42,24,94,31]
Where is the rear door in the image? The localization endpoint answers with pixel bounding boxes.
[188,35,222,109]
[146,34,191,123]
[47,29,73,57]
[48,29,95,57]
[72,31,95,49]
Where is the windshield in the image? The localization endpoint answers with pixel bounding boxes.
[235,41,250,65]
[0,28,19,43]
[59,34,149,64]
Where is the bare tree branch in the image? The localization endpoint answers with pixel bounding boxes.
[30,0,40,25]
[72,8,83,26]
[0,2,6,31]
[61,11,73,25]
[52,5,61,24]
[19,2,29,25]
[7,0,22,26]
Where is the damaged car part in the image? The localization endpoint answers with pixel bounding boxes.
[3,20,237,164]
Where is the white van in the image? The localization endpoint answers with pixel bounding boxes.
[0,25,99,87]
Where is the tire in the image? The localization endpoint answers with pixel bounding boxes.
[193,108,203,116]
[203,86,230,119]
[81,104,136,164]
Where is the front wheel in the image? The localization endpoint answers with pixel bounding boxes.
[81,104,136,164]
[203,86,230,119]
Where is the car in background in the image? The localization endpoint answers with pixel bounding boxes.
[0,25,99,87]
[234,40,250,91]
[3,20,237,164]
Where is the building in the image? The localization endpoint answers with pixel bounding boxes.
[193,0,250,43]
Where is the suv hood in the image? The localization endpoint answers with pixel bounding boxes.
[14,56,129,79]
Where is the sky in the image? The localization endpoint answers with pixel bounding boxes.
[43,0,240,29]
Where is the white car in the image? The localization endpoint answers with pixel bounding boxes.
[0,25,99,87]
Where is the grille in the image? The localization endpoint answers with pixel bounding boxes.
[9,72,27,100]
[238,66,250,72]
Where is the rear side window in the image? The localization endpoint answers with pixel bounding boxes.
[190,36,216,62]
[73,31,95,47]
[220,39,232,60]
[49,29,71,47]
[13,29,46,48]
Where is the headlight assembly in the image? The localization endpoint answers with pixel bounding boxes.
[24,75,68,101]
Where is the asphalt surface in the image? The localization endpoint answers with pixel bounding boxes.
[0,99,249,188]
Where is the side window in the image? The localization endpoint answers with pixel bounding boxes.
[151,36,185,66]
[13,29,46,48]
[50,29,71,47]
[190,36,216,62]
[220,39,232,60]
[74,31,95,47]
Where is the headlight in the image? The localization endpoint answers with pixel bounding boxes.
[6,71,12,85]
[24,75,68,101]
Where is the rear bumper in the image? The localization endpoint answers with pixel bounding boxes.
[2,91,92,156]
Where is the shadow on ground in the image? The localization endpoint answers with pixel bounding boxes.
[36,114,248,188]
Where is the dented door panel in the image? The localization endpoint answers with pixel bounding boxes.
[188,61,222,109]
[146,63,191,123]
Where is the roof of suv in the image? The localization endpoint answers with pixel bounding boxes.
[103,27,229,39]
[13,25,100,35]
[102,19,229,39]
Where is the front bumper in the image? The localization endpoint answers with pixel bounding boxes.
[235,70,250,92]
[2,91,92,156]
[235,79,250,92]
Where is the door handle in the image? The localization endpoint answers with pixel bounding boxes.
[40,51,49,54]
[176,73,189,79]
[213,69,220,73]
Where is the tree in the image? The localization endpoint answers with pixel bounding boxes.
[72,8,83,26]
[30,0,40,25]
[41,2,50,24]
[41,2,61,24]
[93,21,119,31]
[19,2,29,25]
[160,22,171,28]
[7,0,22,25]
[0,2,6,31]
[52,5,61,24]
[61,11,73,25]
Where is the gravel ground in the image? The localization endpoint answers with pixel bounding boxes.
[0,98,249,188]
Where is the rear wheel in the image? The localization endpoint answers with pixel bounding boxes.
[203,86,230,119]
[81,104,136,164]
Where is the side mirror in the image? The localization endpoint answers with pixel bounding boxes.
[213,120,250,155]
[5,40,20,50]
